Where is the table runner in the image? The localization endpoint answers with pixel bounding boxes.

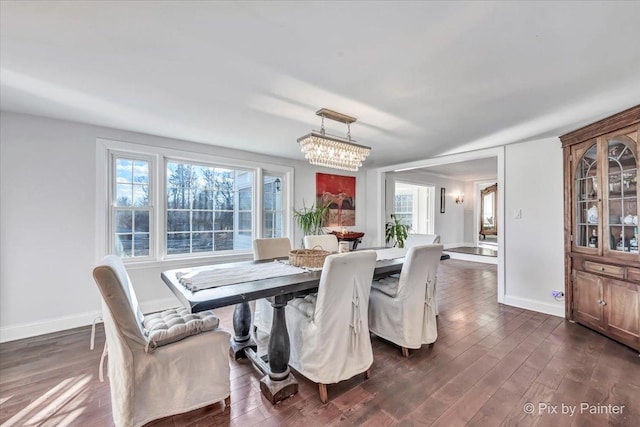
[176,261,308,292]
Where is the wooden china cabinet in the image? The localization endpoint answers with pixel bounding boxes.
[561,105,640,352]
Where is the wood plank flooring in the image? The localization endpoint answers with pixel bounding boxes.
[1,259,639,426]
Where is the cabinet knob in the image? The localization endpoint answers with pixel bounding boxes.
[600,267,605,271]
[601,300,607,306]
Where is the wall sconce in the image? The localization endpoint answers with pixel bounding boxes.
[274,178,281,192]
[455,193,464,204]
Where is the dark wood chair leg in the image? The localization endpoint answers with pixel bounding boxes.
[318,383,328,403]
[401,347,410,358]
[364,369,371,380]
[224,395,231,407]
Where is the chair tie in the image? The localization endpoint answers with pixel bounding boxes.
[98,341,108,382]
[350,283,361,349]
[89,316,102,350]
[424,278,434,307]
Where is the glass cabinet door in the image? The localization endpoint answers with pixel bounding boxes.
[575,143,599,249]
[606,136,638,254]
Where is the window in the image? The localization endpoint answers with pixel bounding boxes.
[112,156,153,258]
[100,138,292,263]
[394,182,435,234]
[263,174,284,238]
[394,193,414,230]
[166,161,254,255]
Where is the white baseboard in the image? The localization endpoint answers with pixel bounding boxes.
[0,297,179,343]
[503,295,565,318]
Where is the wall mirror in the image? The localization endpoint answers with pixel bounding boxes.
[480,183,498,238]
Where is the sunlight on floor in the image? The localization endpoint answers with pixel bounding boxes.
[3,374,92,427]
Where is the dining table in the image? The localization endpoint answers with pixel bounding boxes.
[161,248,414,404]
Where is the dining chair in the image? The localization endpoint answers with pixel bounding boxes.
[303,234,339,252]
[368,244,443,357]
[253,237,292,260]
[285,250,377,403]
[92,255,230,427]
[405,233,442,315]
[406,233,441,246]
[252,237,292,335]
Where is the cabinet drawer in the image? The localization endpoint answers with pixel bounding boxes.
[626,268,640,283]
[584,261,625,278]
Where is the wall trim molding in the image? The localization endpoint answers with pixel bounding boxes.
[503,295,565,318]
[0,297,178,343]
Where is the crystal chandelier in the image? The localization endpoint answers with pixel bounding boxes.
[297,108,371,171]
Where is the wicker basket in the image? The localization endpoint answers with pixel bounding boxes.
[289,248,330,268]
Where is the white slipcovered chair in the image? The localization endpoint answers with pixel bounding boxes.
[92,255,231,427]
[286,250,377,403]
[252,237,292,334]
[405,233,442,315]
[303,234,339,252]
[406,233,441,246]
[253,237,292,260]
[369,244,443,357]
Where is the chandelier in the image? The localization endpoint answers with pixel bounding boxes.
[297,108,371,171]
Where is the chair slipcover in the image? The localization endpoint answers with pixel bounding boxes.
[286,251,377,386]
[303,234,339,252]
[252,238,292,335]
[369,244,443,351]
[405,234,442,315]
[406,233,441,246]
[93,255,230,427]
[252,237,292,260]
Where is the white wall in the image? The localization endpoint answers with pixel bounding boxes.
[504,137,565,316]
[463,180,477,244]
[0,112,366,342]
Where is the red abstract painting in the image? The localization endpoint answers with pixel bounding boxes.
[316,173,356,226]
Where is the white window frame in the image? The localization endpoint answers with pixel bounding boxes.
[110,151,156,261]
[96,138,294,269]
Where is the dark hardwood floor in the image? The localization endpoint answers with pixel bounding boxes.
[1,259,639,426]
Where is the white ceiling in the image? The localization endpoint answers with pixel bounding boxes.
[1,1,640,167]
[406,157,498,182]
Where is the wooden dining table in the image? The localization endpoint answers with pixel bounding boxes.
[161,250,406,404]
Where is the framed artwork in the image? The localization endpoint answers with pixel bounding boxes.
[440,187,446,214]
[316,173,356,226]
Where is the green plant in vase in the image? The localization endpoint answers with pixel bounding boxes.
[293,201,329,243]
[385,213,409,248]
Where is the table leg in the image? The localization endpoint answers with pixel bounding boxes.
[260,294,298,403]
[229,302,257,360]
[245,294,298,404]
[352,238,361,250]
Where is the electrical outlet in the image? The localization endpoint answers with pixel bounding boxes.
[552,290,564,298]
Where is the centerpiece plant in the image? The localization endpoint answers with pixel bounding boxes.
[385,213,409,248]
[293,201,329,241]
